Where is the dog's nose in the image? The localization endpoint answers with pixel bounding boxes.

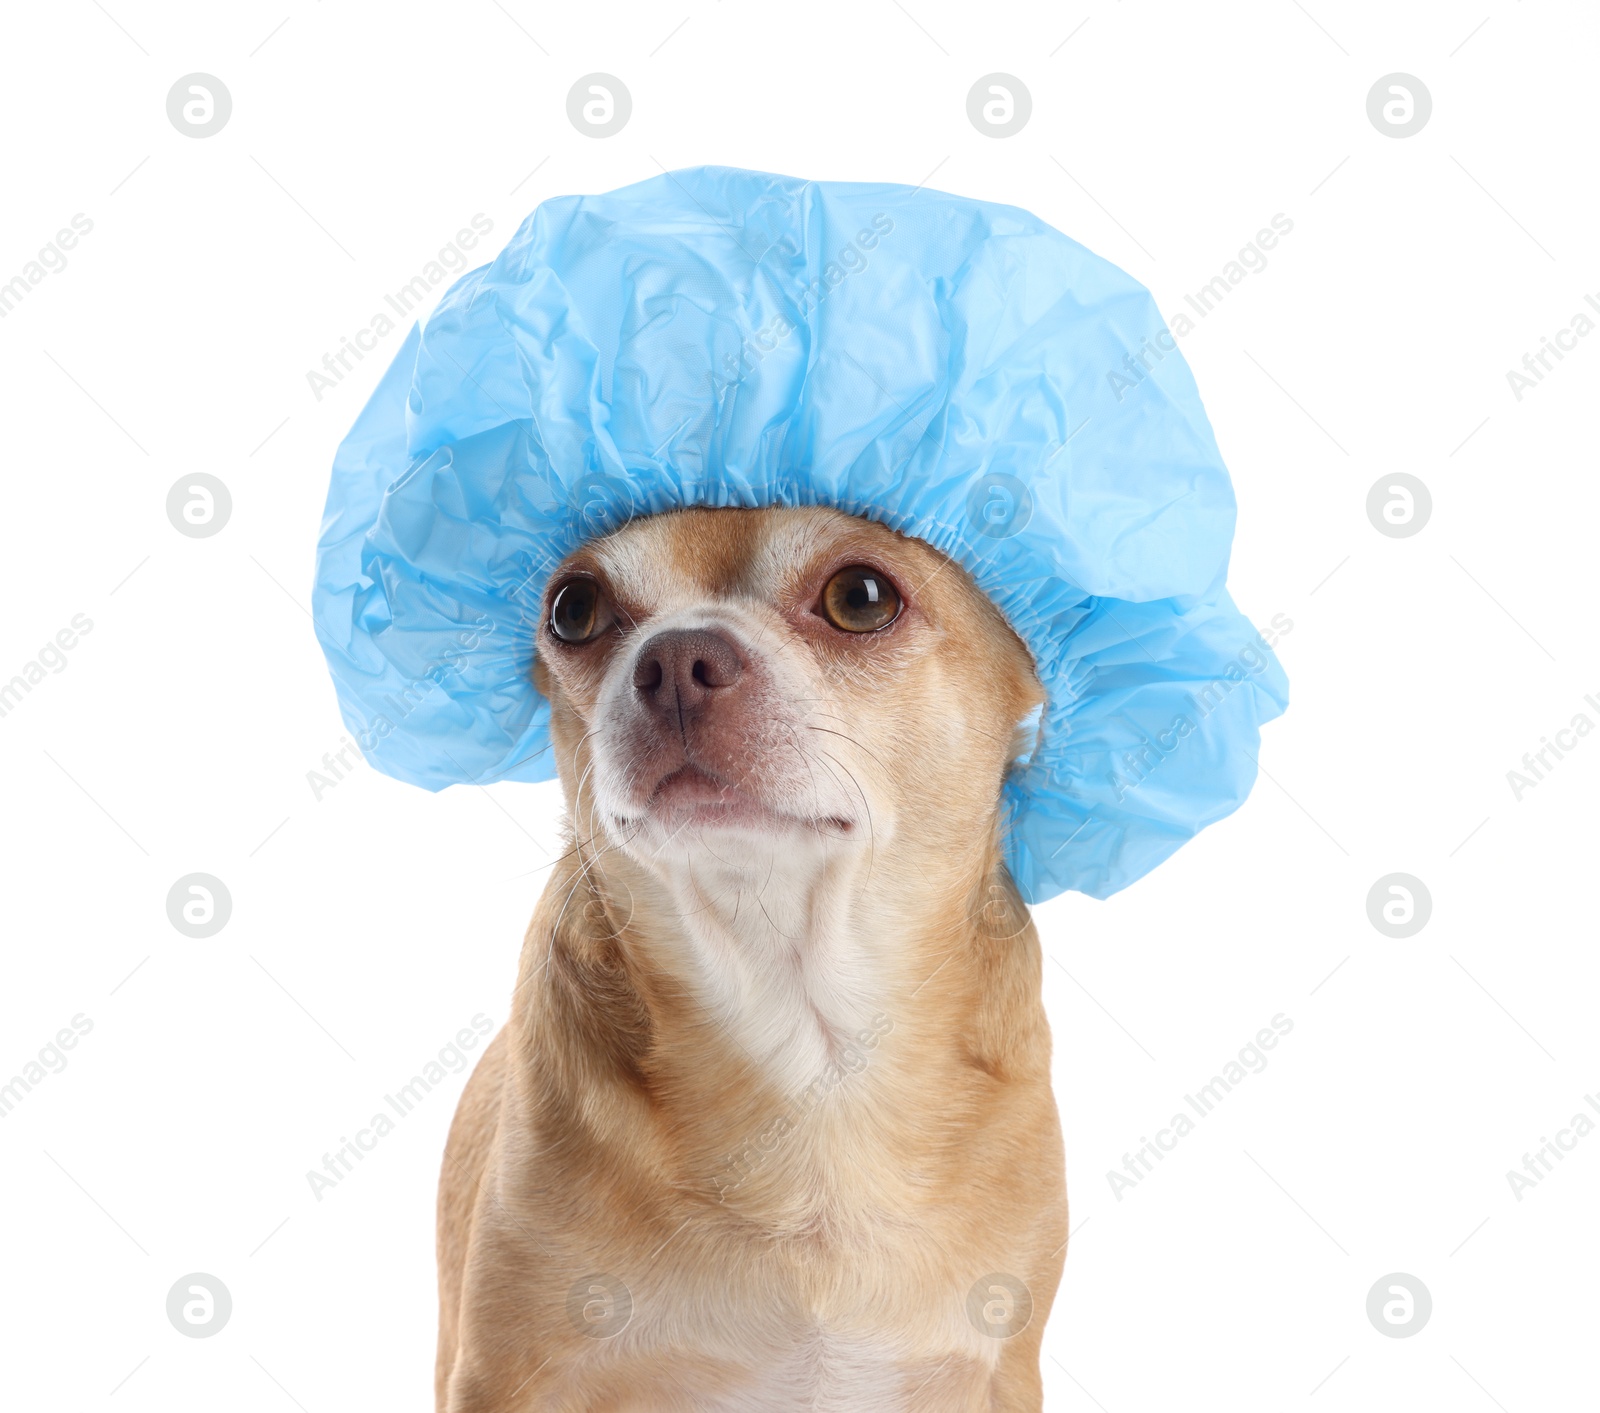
[632,629,744,723]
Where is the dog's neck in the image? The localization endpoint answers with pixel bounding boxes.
[617,838,914,1094]
[510,819,1043,1230]
[524,820,1018,1089]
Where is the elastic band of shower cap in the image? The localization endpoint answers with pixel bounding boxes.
[312,165,1288,903]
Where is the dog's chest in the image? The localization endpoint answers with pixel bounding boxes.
[699,1329,915,1412]
[597,1317,976,1413]
[599,1219,992,1411]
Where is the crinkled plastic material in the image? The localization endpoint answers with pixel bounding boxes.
[313,166,1287,903]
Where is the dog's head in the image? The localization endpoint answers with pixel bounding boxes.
[534,506,1041,905]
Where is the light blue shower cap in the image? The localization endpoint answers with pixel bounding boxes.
[313,166,1287,903]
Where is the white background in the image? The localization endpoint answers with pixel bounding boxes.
[2,1,1595,1408]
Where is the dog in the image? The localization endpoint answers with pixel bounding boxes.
[436,504,1067,1411]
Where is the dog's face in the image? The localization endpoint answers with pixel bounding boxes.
[534,506,1041,900]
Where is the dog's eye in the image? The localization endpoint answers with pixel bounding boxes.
[549,578,615,644]
[819,566,901,633]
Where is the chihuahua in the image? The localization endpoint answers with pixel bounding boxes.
[436,505,1066,1411]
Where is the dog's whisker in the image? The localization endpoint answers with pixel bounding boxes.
[814,748,877,883]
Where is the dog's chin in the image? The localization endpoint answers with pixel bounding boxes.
[605,765,856,845]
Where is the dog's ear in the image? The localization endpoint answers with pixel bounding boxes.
[1007,699,1045,770]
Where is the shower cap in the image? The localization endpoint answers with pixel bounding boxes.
[313,166,1287,903]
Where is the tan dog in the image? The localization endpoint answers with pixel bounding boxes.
[436,505,1066,1411]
